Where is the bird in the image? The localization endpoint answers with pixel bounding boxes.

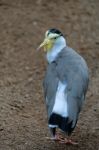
[37,28,89,145]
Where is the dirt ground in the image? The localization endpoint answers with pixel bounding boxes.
[0,0,99,149]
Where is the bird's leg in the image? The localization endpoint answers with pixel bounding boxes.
[50,128,57,140]
[46,128,64,141]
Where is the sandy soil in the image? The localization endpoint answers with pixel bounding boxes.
[0,0,99,149]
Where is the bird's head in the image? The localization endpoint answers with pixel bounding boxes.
[37,28,64,52]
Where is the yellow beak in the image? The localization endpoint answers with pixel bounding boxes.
[37,38,54,52]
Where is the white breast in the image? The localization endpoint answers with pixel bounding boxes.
[52,81,68,117]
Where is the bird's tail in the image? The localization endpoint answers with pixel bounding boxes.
[49,113,75,135]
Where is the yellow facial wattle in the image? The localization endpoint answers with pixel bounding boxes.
[37,31,61,52]
[44,40,54,52]
[38,38,54,52]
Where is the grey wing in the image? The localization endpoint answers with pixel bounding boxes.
[43,63,59,119]
[67,71,89,127]
[56,48,89,127]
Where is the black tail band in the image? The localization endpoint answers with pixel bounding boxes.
[49,113,74,135]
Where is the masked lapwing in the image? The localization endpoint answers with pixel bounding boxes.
[37,28,89,144]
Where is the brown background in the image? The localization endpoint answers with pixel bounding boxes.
[0,0,99,149]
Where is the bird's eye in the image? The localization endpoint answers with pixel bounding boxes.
[51,36,58,40]
[53,37,57,40]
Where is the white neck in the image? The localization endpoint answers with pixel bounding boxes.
[46,36,66,63]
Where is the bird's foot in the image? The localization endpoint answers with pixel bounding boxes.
[46,133,64,142]
[59,138,78,145]
[46,135,78,145]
